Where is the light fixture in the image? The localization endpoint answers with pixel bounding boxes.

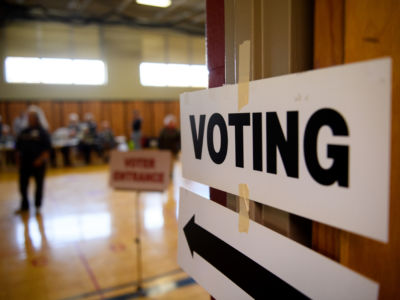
[136,0,171,8]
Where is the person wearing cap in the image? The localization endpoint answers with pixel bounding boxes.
[15,108,51,213]
[158,114,180,157]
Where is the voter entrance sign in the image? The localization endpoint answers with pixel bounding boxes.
[109,150,171,291]
[178,188,378,300]
[109,150,171,191]
[180,58,391,242]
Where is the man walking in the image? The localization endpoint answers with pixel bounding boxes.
[15,108,51,213]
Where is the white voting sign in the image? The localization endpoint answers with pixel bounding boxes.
[180,58,392,242]
[178,188,379,300]
[109,150,171,191]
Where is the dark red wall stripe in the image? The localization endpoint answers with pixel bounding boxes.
[206,0,225,89]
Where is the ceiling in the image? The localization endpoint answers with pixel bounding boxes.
[0,0,206,35]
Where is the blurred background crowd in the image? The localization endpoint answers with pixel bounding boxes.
[0,105,180,169]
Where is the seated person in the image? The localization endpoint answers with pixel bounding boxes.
[79,124,97,165]
[78,113,98,165]
[98,120,116,162]
[83,112,97,136]
[52,127,75,167]
[0,124,15,147]
[59,113,81,167]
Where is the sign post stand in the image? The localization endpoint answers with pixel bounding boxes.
[109,150,172,294]
[134,191,143,292]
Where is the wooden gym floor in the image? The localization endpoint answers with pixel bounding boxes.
[0,161,210,299]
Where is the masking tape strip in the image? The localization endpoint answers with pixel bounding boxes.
[238,40,251,111]
[238,183,250,233]
[238,40,251,232]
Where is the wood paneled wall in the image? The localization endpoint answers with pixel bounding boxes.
[314,0,400,298]
[312,0,345,263]
[0,100,180,138]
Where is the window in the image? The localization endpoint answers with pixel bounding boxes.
[4,56,107,85]
[136,0,171,8]
[140,62,208,88]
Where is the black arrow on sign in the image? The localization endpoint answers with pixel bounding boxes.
[184,215,309,299]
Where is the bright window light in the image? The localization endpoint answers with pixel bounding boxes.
[140,63,168,87]
[140,62,208,88]
[136,0,171,8]
[189,65,209,88]
[5,57,41,83]
[4,56,106,85]
[41,58,74,84]
[73,59,107,85]
[166,64,191,87]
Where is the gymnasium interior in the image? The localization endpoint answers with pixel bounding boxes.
[1,0,400,299]
[0,0,209,299]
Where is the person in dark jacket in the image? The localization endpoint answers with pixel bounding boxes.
[159,114,180,157]
[15,110,51,213]
[131,110,142,149]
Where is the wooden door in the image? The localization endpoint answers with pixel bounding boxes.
[314,0,400,298]
[205,0,400,298]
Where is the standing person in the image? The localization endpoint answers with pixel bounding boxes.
[15,107,51,214]
[158,114,180,158]
[131,110,142,149]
